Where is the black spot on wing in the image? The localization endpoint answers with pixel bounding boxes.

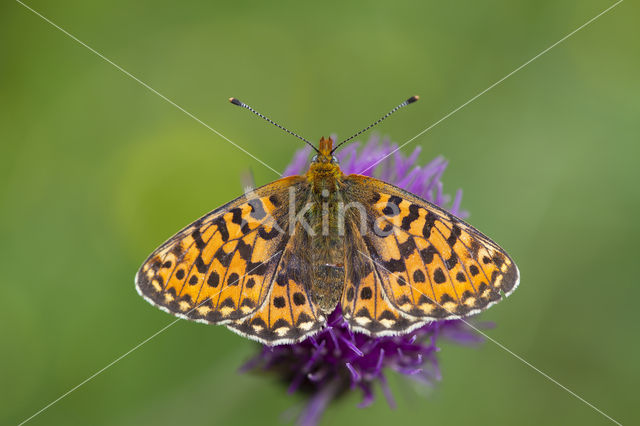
[469,240,481,257]
[258,226,280,240]
[191,228,206,249]
[447,225,461,246]
[439,293,455,305]
[296,312,313,326]
[396,295,411,306]
[269,194,281,207]
[227,272,240,286]
[171,244,184,257]
[246,260,267,276]
[400,204,420,231]
[207,271,220,287]
[241,298,256,309]
[230,208,243,225]
[214,248,233,268]
[346,287,355,302]
[445,252,457,270]
[382,258,406,273]
[422,211,437,238]
[250,317,267,329]
[382,195,402,216]
[293,292,306,306]
[219,297,236,309]
[355,307,372,319]
[215,218,229,241]
[397,237,417,257]
[360,287,373,300]
[433,268,446,284]
[275,274,287,287]
[419,246,438,264]
[194,256,207,273]
[272,318,291,329]
[236,239,253,261]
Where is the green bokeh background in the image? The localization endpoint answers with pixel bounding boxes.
[2,0,638,425]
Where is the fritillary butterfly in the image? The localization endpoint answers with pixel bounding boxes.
[136,97,519,344]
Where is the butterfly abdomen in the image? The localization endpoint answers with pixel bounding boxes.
[311,264,344,313]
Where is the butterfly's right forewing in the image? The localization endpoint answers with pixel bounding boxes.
[342,174,519,324]
[136,176,302,325]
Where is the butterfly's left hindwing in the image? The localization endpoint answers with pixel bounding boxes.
[341,175,519,326]
[228,229,326,344]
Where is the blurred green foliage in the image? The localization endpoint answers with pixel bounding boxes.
[2,0,638,425]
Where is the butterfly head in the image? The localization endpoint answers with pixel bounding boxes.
[308,137,342,184]
[313,137,339,165]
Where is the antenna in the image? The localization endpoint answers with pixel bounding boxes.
[229,98,319,153]
[331,95,419,153]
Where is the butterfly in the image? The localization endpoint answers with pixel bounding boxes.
[136,96,519,345]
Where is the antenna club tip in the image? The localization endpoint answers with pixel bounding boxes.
[229,97,242,106]
[407,95,419,104]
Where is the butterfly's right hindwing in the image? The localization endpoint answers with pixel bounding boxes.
[341,232,428,336]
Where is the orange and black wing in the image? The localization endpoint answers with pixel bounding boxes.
[341,174,519,331]
[136,176,324,344]
[228,227,326,344]
[341,231,428,336]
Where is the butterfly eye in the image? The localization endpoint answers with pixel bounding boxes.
[311,154,318,162]
[331,155,339,164]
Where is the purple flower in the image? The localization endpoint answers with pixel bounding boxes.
[242,135,483,426]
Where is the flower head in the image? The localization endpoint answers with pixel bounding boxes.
[242,135,482,426]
